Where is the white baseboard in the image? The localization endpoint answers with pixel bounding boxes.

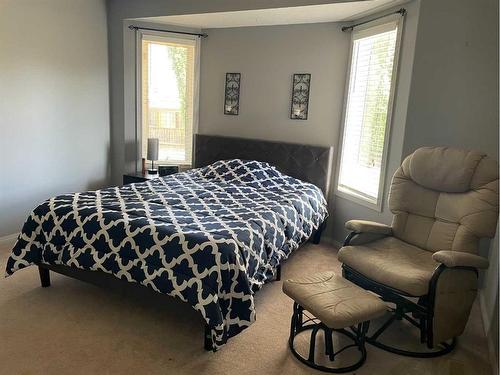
[0,233,19,247]
[479,290,498,375]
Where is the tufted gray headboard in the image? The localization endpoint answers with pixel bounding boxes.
[193,134,334,199]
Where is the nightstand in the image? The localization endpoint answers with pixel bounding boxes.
[122,172,160,185]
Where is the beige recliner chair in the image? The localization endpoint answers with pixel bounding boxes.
[338,146,499,356]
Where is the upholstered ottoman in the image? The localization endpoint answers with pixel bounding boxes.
[283,272,387,373]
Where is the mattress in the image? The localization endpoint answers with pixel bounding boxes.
[6,159,328,349]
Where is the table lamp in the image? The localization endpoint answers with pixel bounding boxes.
[147,138,159,175]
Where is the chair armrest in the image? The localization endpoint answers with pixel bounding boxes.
[432,251,489,270]
[345,220,393,235]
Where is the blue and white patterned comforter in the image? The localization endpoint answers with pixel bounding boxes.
[5,159,328,349]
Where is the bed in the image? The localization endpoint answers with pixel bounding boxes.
[5,134,333,351]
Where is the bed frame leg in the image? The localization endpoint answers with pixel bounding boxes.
[276,264,282,281]
[312,220,327,245]
[204,324,213,351]
[38,266,51,287]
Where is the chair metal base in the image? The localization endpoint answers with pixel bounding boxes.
[365,305,456,357]
[367,335,456,358]
[288,302,369,373]
[38,266,51,287]
[342,264,457,358]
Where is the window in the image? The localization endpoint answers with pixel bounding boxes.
[140,34,198,165]
[337,18,403,209]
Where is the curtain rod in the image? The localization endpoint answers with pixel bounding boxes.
[342,8,407,32]
[128,25,208,38]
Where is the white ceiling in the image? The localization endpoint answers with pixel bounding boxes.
[135,0,409,29]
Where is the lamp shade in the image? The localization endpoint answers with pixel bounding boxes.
[147,138,159,161]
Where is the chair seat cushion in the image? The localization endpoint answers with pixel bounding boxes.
[283,272,387,329]
[337,237,439,296]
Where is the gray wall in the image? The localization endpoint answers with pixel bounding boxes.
[403,0,498,158]
[0,0,110,237]
[199,23,349,147]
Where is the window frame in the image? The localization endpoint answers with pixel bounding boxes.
[136,30,200,167]
[335,15,404,212]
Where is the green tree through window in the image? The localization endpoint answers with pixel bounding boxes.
[358,36,394,168]
[168,46,188,131]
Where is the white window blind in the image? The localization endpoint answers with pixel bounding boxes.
[337,20,402,208]
[141,36,196,165]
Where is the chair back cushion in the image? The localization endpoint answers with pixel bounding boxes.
[389,147,499,253]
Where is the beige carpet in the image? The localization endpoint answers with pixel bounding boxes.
[0,239,493,375]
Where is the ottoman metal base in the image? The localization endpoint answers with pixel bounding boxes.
[289,302,370,373]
